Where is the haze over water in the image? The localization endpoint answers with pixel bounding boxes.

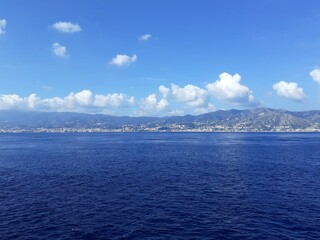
[1,133,320,239]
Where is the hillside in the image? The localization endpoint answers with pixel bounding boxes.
[0,108,319,132]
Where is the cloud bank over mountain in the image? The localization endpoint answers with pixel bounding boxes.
[0,70,316,116]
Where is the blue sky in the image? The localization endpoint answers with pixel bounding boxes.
[1,0,320,116]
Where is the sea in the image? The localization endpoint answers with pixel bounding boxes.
[0,132,320,239]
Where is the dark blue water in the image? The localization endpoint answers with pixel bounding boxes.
[0,133,320,239]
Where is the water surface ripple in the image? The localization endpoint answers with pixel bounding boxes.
[0,133,319,239]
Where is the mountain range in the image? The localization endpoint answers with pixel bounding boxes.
[0,108,320,132]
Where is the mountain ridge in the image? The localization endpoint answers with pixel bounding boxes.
[0,108,320,132]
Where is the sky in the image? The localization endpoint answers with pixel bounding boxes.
[1,0,320,116]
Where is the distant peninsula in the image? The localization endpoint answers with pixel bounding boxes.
[0,108,320,133]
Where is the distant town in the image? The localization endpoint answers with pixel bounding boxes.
[1,107,320,133]
[1,126,319,133]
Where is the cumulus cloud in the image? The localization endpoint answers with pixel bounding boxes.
[52,42,67,57]
[139,83,215,115]
[65,90,93,107]
[156,84,215,114]
[26,94,41,109]
[171,84,210,108]
[310,68,320,84]
[94,93,135,108]
[272,81,305,101]
[206,72,257,106]
[141,94,169,112]
[159,85,170,98]
[110,54,137,66]
[52,21,81,33]
[0,73,263,116]
[0,94,42,110]
[139,34,152,41]
[0,94,23,109]
[0,19,7,34]
[0,90,135,114]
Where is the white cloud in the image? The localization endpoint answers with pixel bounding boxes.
[94,93,135,108]
[194,104,216,114]
[66,90,93,106]
[0,94,23,109]
[52,42,67,57]
[139,84,215,115]
[161,84,215,114]
[0,19,7,34]
[167,109,185,116]
[26,94,41,109]
[0,73,262,116]
[52,21,81,33]
[141,94,169,112]
[206,72,257,106]
[171,84,210,108]
[310,68,320,84]
[159,85,170,98]
[272,81,305,101]
[42,97,64,109]
[139,34,152,41]
[0,93,42,110]
[110,54,137,66]
[0,90,135,114]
